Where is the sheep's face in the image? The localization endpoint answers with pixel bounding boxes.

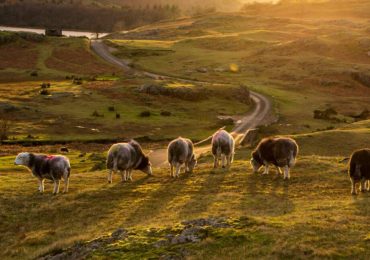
[15,152,31,166]
[188,155,197,173]
[140,156,153,175]
[250,152,262,173]
[143,164,153,175]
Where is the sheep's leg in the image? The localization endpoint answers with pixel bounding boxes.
[221,155,226,168]
[283,166,290,180]
[263,163,270,175]
[213,156,218,168]
[367,180,370,191]
[38,178,45,193]
[53,180,60,195]
[120,171,126,182]
[63,174,69,193]
[360,179,366,192]
[185,162,189,173]
[175,163,181,178]
[170,164,174,177]
[226,154,233,169]
[128,170,133,181]
[108,170,113,184]
[351,178,357,195]
[275,166,282,175]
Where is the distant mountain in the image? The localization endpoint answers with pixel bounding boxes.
[1,0,243,11]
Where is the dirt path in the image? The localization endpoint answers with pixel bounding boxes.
[91,40,273,167]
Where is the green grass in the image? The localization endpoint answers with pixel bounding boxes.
[0,142,369,259]
[0,79,251,142]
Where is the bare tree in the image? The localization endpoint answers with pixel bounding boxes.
[0,120,11,142]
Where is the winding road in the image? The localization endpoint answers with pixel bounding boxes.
[91,40,272,167]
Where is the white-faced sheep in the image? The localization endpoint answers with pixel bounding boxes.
[14,153,71,194]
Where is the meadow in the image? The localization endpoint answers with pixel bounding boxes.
[0,0,370,259]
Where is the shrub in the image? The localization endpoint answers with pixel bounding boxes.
[160,111,172,116]
[116,113,121,119]
[92,110,103,117]
[39,89,50,95]
[30,71,38,77]
[0,120,10,141]
[139,111,151,117]
[108,106,115,112]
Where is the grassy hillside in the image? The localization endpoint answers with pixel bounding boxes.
[0,1,369,259]
[107,8,370,135]
[0,33,119,81]
[0,122,369,258]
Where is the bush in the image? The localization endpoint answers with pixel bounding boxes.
[92,110,103,117]
[30,71,38,77]
[116,113,121,119]
[160,111,172,116]
[108,106,115,112]
[41,82,50,88]
[139,111,151,117]
[39,89,50,95]
[0,120,10,141]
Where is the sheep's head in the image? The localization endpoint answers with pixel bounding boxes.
[15,152,31,166]
[188,154,197,173]
[139,155,153,176]
[250,151,262,173]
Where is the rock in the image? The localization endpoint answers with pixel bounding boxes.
[196,67,208,73]
[0,102,19,112]
[240,128,259,147]
[111,228,127,239]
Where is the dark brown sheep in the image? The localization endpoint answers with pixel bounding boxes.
[348,148,370,195]
[251,137,298,179]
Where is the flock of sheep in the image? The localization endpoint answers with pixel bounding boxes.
[14,129,370,195]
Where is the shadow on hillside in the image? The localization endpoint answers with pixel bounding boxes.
[178,169,228,219]
[122,172,193,226]
[241,172,295,217]
[351,193,370,217]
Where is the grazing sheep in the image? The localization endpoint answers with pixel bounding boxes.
[14,153,71,194]
[251,137,298,180]
[211,129,235,169]
[106,140,152,183]
[168,137,197,178]
[348,148,370,195]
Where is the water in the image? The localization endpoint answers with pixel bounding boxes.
[0,25,109,39]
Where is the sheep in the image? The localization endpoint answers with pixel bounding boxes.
[251,137,298,180]
[106,140,152,183]
[211,129,235,169]
[14,153,71,194]
[167,137,197,178]
[348,148,370,195]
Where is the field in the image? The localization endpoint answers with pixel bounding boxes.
[1,124,369,258]
[0,0,370,259]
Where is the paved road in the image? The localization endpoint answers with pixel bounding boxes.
[91,39,272,167]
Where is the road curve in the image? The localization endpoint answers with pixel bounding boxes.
[91,39,272,167]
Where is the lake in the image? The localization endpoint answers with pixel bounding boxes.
[0,25,109,39]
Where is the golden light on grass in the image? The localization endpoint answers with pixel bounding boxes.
[229,63,239,72]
